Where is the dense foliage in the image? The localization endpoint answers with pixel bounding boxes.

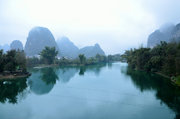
[123,41,180,77]
[107,54,123,62]
[0,50,26,73]
[40,47,58,64]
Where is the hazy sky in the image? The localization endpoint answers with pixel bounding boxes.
[0,0,180,54]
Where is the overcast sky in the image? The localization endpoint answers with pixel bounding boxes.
[0,0,180,54]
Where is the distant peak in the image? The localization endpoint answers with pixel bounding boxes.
[11,40,22,43]
[31,26,48,30]
[61,36,70,41]
[175,23,180,30]
[29,26,50,34]
[154,30,161,33]
[159,23,175,33]
[57,36,72,43]
[94,43,100,47]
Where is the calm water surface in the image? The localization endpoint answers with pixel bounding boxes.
[0,62,180,119]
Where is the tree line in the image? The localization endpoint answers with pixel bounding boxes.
[0,46,122,73]
[26,46,122,67]
[122,41,180,81]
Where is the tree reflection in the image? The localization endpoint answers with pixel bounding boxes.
[124,67,180,119]
[79,66,86,75]
[57,66,79,83]
[0,78,28,104]
[57,64,106,82]
[40,67,59,84]
[28,64,106,95]
[78,63,106,76]
[28,67,58,95]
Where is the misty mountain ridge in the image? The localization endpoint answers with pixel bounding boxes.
[57,36,105,58]
[57,36,79,59]
[0,44,10,53]
[10,40,23,51]
[147,23,180,47]
[78,43,105,58]
[0,26,105,58]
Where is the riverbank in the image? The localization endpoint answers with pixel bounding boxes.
[155,72,170,79]
[127,66,180,87]
[31,61,109,69]
[32,64,84,69]
[0,72,31,80]
[155,72,180,87]
[33,64,59,69]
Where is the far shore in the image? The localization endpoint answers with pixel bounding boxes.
[32,62,108,69]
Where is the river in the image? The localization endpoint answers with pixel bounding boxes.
[0,62,179,119]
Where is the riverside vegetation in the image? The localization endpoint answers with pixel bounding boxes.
[0,49,30,79]
[1,46,121,79]
[26,46,122,67]
[122,41,180,86]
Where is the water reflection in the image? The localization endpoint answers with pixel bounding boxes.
[27,64,106,95]
[124,67,180,119]
[1,63,180,119]
[79,67,86,75]
[107,63,113,69]
[78,63,107,76]
[0,78,28,104]
[57,66,79,83]
[57,63,106,82]
[28,67,58,95]
[40,68,59,84]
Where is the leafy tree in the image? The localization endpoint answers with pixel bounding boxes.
[15,50,26,72]
[96,54,107,62]
[79,54,86,64]
[86,57,97,65]
[40,47,58,64]
[147,56,161,72]
[4,50,17,71]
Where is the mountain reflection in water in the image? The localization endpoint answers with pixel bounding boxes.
[0,63,180,119]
